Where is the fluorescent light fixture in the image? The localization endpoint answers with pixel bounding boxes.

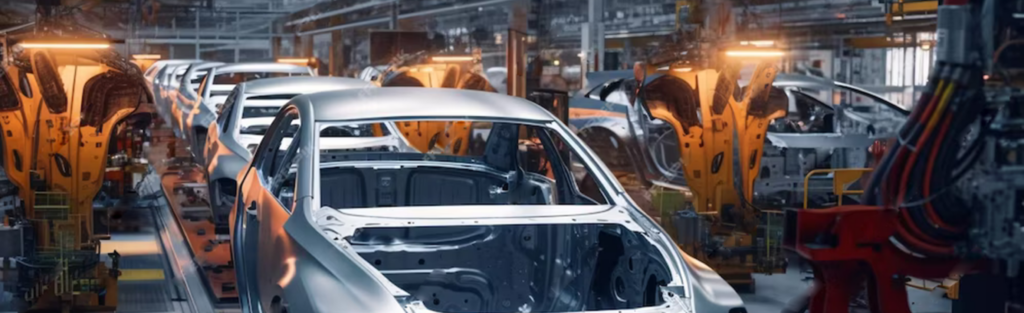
[19,40,111,49]
[431,55,474,62]
[132,54,162,60]
[277,58,311,64]
[725,50,785,57]
[672,67,693,72]
[740,40,775,47]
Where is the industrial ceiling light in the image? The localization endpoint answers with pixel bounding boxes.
[920,40,934,51]
[740,40,776,47]
[277,58,311,64]
[431,55,474,62]
[725,50,785,57]
[132,54,162,60]
[672,67,693,72]
[19,39,111,49]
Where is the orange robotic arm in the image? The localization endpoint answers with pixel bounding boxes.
[729,63,784,203]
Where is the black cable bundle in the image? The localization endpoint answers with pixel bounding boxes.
[863,62,988,257]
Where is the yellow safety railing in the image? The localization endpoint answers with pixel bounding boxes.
[802,168,873,209]
[32,191,72,222]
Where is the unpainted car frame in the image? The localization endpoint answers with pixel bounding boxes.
[569,71,908,206]
[145,60,199,125]
[230,87,746,313]
[183,62,315,161]
[204,76,394,225]
[174,61,225,143]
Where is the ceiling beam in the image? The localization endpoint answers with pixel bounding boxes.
[295,0,513,36]
[285,0,396,27]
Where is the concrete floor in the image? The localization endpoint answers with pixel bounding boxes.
[740,262,952,313]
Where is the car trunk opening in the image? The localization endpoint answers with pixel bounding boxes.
[348,223,673,313]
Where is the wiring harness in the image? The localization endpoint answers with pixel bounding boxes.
[863,62,989,257]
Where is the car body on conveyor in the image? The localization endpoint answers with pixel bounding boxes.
[230,87,746,313]
[143,59,199,99]
[173,61,225,144]
[203,76,393,225]
[569,71,909,206]
[147,60,200,120]
[183,62,314,159]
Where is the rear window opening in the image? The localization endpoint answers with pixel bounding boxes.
[347,223,673,313]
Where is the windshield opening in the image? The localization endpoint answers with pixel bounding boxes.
[313,120,609,208]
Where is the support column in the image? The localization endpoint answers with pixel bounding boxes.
[588,0,604,71]
[301,35,313,58]
[234,12,241,62]
[194,10,200,59]
[329,16,345,76]
[170,18,176,59]
[389,1,400,30]
[507,0,529,98]
[270,22,281,59]
[271,37,282,59]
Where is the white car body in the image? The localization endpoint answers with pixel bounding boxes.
[203,76,387,226]
[184,63,315,160]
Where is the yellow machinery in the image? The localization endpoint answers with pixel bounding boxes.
[376,55,497,155]
[0,38,149,311]
[638,59,786,286]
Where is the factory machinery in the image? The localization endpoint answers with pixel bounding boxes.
[598,1,791,288]
[0,5,153,311]
[781,0,1024,312]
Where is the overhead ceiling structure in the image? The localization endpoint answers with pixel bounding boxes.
[0,0,939,64]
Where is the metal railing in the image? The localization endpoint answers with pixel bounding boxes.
[33,192,71,221]
[802,168,874,209]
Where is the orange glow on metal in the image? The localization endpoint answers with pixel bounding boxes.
[278,257,297,287]
[278,57,309,63]
[725,50,785,57]
[19,40,111,49]
[431,55,474,62]
[132,54,162,60]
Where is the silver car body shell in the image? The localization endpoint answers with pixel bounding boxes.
[151,61,201,124]
[175,62,225,142]
[233,87,743,313]
[568,71,908,192]
[186,63,314,158]
[205,77,382,208]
